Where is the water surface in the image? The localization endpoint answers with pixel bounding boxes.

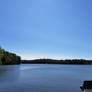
[0,64,92,92]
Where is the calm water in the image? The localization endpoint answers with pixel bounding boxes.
[0,64,92,92]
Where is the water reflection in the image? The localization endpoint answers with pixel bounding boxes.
[0,65,20,82]
[0,64,92,92]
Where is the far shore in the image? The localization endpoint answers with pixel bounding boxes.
[21,59,92,65]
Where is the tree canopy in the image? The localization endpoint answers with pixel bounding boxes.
[22,59,92,65]
[0,47,21,65]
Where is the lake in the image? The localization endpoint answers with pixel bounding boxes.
[0,64,92,92]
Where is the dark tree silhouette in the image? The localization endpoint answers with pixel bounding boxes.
[22,59,92,65]
[0,47,21,65]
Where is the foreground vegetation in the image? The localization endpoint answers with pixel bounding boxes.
[22,59,92,64]
[0,47,21,65]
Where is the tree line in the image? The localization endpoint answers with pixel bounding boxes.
[0,47,21,65]
[1,46,92,65]
[22,59,92,64]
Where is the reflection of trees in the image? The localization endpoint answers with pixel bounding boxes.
[0,68,7,75]
[0,65,20,82]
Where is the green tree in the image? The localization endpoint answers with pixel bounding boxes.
[0,46,21,65]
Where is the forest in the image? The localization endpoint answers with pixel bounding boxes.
[1,46,92,65]
[22,59,92,64]
[0,47,21,65]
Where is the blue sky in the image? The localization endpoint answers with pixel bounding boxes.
[0,0,92,60]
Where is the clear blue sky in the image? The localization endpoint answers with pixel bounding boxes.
[0,0,92,60]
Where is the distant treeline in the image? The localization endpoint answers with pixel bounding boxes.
[22,59,92,64]
[0,47,21,65]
